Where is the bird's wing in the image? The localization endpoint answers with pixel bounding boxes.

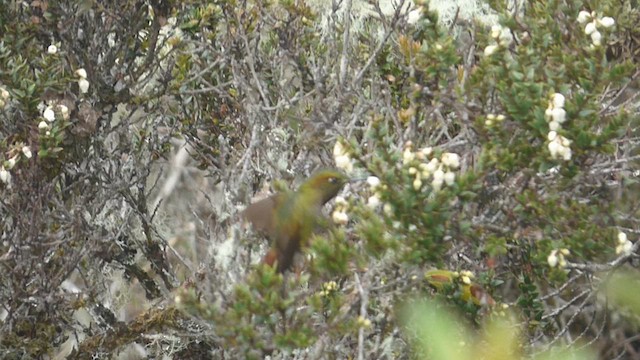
[241,193,283,237]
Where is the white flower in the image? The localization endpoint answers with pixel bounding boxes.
[75,68,88,79]
[444,171,455,186]
[366,176,381,189]
[47,44,57,54]
[6,156,16,169]
[419,147,433,157]
[431,177,443,192]
[558,144,572,161]
[461,270,474,279]
[547,250,558,267]
[499,30,513,47]
[403,148,415,164]
[551,108,566,123]
[331,198,349,223]
[591,30,602,46]
[615,231,634,256]
[547,131,558,141]
[0,166,10,184]
[433,169,445,182]
[333,141,347,157]
[558,256,567,268]
[367,195,381,208]
[413,177,422,191]
[425,158,439,173]
[335,155,353,173]
[548,140,561,156]
[58,104,69,120]
[599,17,615,28]
[332,210,349,225]
[584,21,597,35]
[78,78,90,94]
[617,232,628,244]
[38,120,50,130]
[22,146,32,159]
[577,11,591,24]
[496,114,506,122]
[552,93,565,109]
[441,153,460,169]
[43,107,56,122]
[0,87,9,100]
[333,142,353,173]
[107,33,116,47]
[418,164,429,178]
[548,121,561,131]
[407,7,422,24]
[334,196,347,207]
[484,44,499,56]
[408,167,418,175]
[616,239,633,256]
[383,203,393,216]
[461,275,471,284]
[545,107,554,120]
[491,25,502,39]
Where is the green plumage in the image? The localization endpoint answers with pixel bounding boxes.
[242,169,348,272]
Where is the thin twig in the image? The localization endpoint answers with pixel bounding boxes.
[354,272,369,360]
[339,0,353,86]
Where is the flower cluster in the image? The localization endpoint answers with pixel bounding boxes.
[459,270,474,285]
[577,11,614,47]
[484,113,505,127]
[356,315,372,329]
[403,142,460,192]
[545,93,567,131]
[0,87,9,109]
[615,232,633,256]
[547,248,570,268]
[333,141,354,174]
[75,68,90,94]
[547,131,572,161]
[545,93,572,161]
[365,176,383,209]
[0,143,33,187]
[484,24,513,56]
[331,196,349,225]
[318,281,338,297]
[38,102,70,133]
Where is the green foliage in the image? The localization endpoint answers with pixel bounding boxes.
[401,298,596,360]
[309,229,352,276]
[602,270,640,319]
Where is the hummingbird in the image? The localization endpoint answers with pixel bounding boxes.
[242,169,349,273]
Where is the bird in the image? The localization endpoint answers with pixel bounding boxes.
[242,169,349,273]
[424,269,496,307]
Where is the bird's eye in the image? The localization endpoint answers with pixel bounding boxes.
[328,177,337,184]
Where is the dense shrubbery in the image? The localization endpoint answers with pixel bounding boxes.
[0,0,638,358]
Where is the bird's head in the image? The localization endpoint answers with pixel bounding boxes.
[298,169,348,205]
